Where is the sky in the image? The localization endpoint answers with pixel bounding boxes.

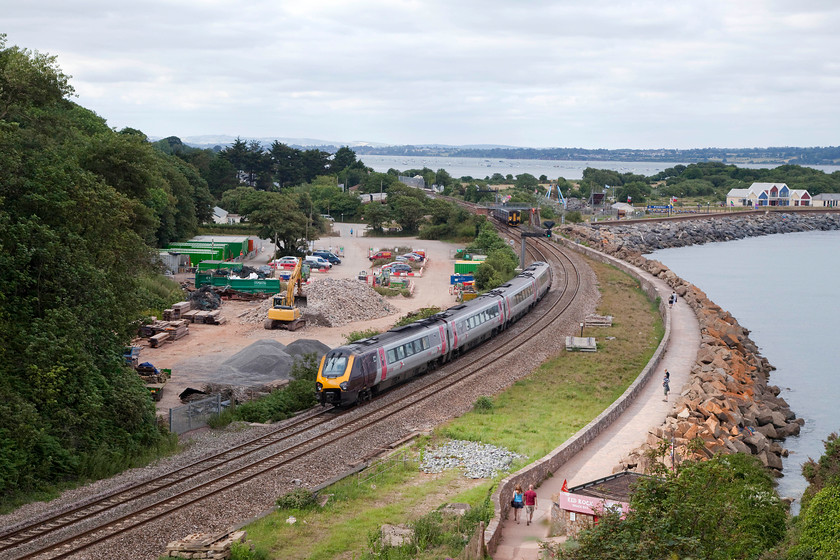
[5,0,840,149]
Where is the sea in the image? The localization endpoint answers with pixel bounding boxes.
[650,230,840,514]
[360,154,840,181]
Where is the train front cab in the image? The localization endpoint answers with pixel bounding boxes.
[316,350,375,406]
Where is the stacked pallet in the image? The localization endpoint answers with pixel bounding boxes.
[149,332,170,348]
[163,301,192,321]
[190,310,226,325]
[165,531,247,559]
[164,319,189,339]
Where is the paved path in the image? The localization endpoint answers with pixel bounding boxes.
[493,265,701,560]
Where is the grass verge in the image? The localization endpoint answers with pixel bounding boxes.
[238,256,664,559]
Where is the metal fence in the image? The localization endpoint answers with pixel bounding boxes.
[169,394,224,435]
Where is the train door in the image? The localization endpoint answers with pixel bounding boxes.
[361,352,377,387]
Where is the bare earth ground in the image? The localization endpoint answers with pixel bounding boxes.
[147,222,467,414]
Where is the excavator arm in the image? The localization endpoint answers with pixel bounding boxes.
[265,259,306,330]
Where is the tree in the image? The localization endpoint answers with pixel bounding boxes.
[363,202,391,233]
[247,192,310,256]
[391,195,426,233]
[514,173,539,190]
[0,34,74,122]
[330,146,358,173]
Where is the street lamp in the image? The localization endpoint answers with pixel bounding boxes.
[341,213,344,223]
[580,322,584,337]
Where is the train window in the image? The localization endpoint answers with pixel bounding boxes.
[386,349,397,364]
[422,336,430,349]
[413,339,423,353]
[396,346,406,360]
[322,355,348,378]
[404,343,415,357]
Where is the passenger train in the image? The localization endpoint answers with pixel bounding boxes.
[490,207,521,226]
[316,261,553,406]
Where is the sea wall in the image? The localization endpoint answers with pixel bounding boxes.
[585,211,840,255]
[557,213,814,476]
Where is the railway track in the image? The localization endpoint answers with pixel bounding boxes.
[3,222,584,560]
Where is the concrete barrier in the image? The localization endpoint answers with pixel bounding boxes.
[484,237,671,554]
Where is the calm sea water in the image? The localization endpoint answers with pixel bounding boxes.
[651,230,840,513]
[360,154,840,181]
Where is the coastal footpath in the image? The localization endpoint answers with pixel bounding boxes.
[556,211,840,478]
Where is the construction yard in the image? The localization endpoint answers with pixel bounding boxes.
[140,223,466,415]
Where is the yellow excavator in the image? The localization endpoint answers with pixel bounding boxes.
[265,259,308,330]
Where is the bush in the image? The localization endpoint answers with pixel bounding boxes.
[472,396,494,413]
[346,328,381,343]
[565,210,583,223]
[276,487,317,510]
[395,307,442,327]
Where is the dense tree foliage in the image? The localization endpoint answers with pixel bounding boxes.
[765,433,840,560]
[551,454,787,560]
[0,36,212,502]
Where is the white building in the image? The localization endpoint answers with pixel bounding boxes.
[812,193,840,208]
[725,182,811,207]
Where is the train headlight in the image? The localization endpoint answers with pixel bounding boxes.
[315,382,323,392]
[339,381,348,391]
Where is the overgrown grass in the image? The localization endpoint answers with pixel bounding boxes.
[136,273,187,318]
[243,457,495,560]
[237,256,664,558]
[1,429,180,515]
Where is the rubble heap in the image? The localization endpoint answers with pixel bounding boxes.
[304,278,398,326]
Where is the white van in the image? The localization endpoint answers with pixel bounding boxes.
[304,255,332,269]
[320,214,335,222]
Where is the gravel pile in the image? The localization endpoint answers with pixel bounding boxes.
[305,278,397,327]
[420,440,525,479]
[212,339,329,386]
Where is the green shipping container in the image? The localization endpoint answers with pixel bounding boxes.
[194,273,280,294]
[197,260,243,271]
[454,260,481,274]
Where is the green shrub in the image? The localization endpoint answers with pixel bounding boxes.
[345,328,382,343]
[472,396,494,413]
[229,541,269,560]
[395,307,442,327]
[276,487,317,510]
[565,210,583,223]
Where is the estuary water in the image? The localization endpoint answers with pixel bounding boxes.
[361,154,840,181]
[650,230,840,513]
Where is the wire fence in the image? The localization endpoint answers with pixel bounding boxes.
[169,394,224,435]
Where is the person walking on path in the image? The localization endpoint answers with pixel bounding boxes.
[663,370,671,401]
[669,291,677,308]
[511,484,524,524]
[524,484,538,526]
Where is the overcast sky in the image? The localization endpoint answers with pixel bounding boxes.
[5,0,840,149]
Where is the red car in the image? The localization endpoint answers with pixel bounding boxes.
[369,250,393,261]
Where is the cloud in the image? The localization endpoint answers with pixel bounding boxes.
[5,0,840,148]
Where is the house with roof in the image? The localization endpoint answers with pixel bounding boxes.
[812,193,840,208]
[552,471,649,539]
[725,183,810,207]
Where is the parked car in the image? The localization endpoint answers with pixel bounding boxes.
[312,250,341,265]
[304,255,332,269]
[382,262,412,274]
[369,250,393,261]
[399,252,424,262]
[274,256,299,269]
[320,214,335,222]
